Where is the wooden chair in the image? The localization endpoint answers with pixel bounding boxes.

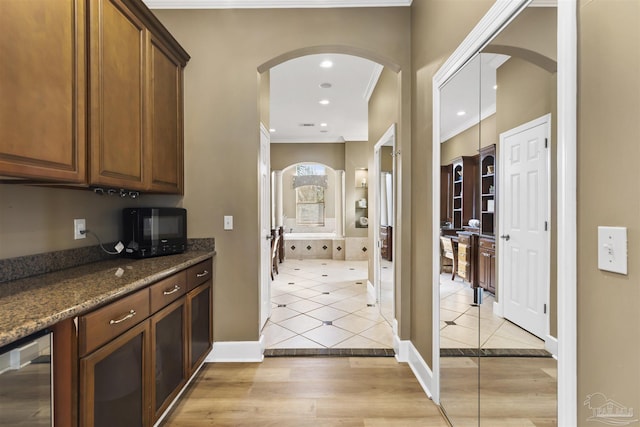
[440,236,457,280]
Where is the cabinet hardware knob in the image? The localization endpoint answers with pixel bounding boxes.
[109,310,136,325]
[196,270,209,278]
[163,285,181,295]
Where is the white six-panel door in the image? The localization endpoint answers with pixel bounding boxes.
[499,114,550,339]
[259,125,272,330]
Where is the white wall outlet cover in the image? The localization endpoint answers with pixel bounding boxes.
[224,215,233,230]
[597,226,628,275]
[74,219,86,240]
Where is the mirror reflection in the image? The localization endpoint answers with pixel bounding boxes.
[376,136,395,324]
[438,5,558,426]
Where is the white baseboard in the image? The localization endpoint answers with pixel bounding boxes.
[405,341,434,399]
[545,334,558,358]
[207,336,265,362]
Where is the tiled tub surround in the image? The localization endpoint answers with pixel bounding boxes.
[284,235,368,261]
[0,246,215,347]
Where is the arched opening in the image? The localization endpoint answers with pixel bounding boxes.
[259,48,402,354]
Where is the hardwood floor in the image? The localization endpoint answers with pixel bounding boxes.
[440,356,557,426]
[160,357,450,427]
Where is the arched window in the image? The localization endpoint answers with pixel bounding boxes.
[294,164,327,226]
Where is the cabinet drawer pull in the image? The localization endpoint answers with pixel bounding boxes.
[163,285,181,295]
[196,270,209,278]
[109,310,136,325]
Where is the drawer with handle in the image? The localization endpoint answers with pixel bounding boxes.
[187,259,212,291]
[78,288,150,357]
[479,238,496,250]
[150,270,187,313]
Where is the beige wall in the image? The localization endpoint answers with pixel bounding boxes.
[578,0,640,423]
[440,114,497,165]
[154,8,411,342]
[270,143,345,171]
[0,184,181,259]
[411,0,494,366]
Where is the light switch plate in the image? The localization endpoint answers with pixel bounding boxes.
[224,215,233,230]
[597,226,627,275]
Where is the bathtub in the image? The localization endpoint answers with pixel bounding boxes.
[285,232,338,240]
[282,232,344,260]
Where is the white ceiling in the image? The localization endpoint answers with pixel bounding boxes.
[269,54,382,143]
[144,0,412,8]
[440,54,510,143]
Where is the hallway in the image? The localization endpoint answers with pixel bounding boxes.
[263,259,394,350]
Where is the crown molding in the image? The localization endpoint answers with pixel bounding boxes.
[144,0,412,9]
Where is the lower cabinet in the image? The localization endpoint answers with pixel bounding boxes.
[478,237,496,293]
[188,282,213,373]
[80,320,151,427]
[151,298,187,421]
[78,258,213,427]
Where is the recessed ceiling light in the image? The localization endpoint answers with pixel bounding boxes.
[320,123,328,127]
[319,99,330,105]
[319,82,332,89]
[320,60,333,68]
[269,128,276,132]
[457,111,466,116]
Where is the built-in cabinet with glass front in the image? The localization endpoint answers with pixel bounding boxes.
[78,258,213,427]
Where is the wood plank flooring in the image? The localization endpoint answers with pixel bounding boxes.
[159,357,450,427]
[440,356,557,427]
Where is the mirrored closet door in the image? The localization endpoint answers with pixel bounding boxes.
[437,2,559,425]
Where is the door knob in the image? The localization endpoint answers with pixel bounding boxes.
[500,234,511,241]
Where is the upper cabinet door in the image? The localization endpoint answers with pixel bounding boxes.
[147,36,184,194]
[0,0,86,183]
[89,0,147,190]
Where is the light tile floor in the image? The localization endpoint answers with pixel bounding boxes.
[263,259,394,349]
[440,274,546,349]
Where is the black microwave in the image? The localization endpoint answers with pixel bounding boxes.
[123,208,187,258]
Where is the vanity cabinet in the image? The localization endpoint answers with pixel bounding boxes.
[0,0,87,183]
[77,257,212,427]
[478,237,496,293]
[0,0,189,194]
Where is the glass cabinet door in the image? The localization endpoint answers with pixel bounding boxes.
[80,321,150,427]
[151,297,187,420]
[188,282,212,373]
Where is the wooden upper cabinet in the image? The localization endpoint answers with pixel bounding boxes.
[0,0,86,183]
[89,0,189,193]
[147,36,184,193]
[89,0,147,190]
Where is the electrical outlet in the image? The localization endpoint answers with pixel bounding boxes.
[74,219,86,240]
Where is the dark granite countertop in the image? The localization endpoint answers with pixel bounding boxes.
[0,251,215,347]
